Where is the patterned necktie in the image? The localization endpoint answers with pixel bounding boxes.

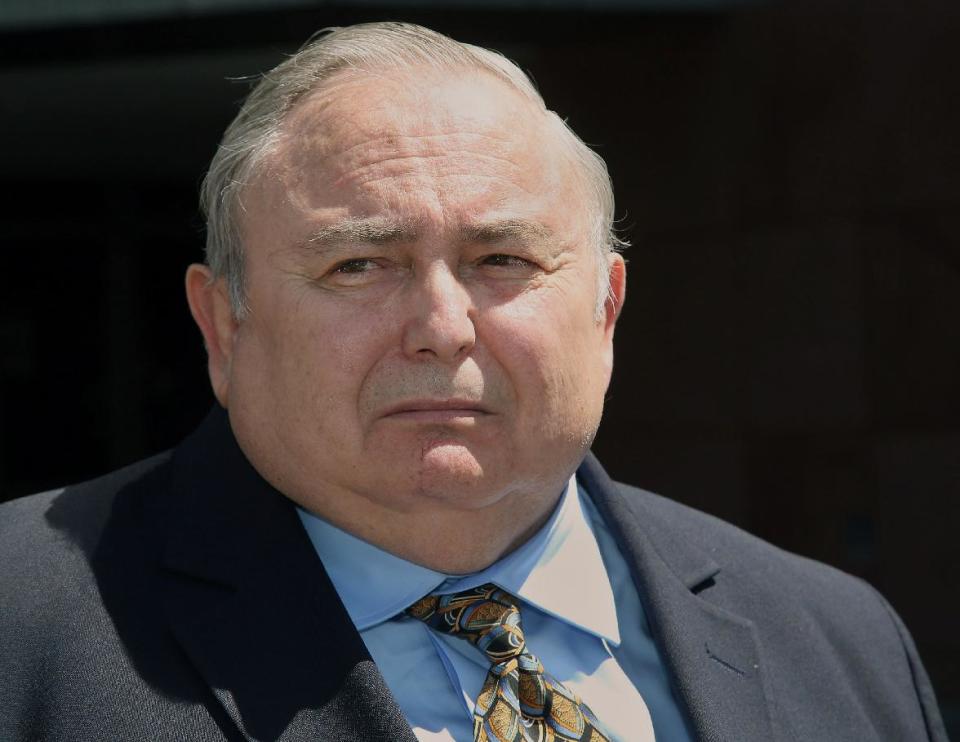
[407,583,612,742]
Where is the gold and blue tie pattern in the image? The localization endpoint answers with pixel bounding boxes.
[407,584,612,742]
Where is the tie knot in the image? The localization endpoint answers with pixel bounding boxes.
[407,584,527,664]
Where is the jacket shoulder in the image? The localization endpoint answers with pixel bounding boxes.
[606,479,916,659]
[610,481,948,741]
[614,480,862,591]
[0,452,173,551]
[0,452,174,610]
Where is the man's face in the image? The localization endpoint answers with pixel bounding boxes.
[214,69,623,528]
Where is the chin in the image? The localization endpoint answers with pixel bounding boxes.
[405,443,507,508]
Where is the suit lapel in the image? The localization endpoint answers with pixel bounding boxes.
[161,408,417,742]
[578,454,776,742]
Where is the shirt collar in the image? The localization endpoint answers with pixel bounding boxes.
[297,476,620,646]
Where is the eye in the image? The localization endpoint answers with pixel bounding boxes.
[332,258,378,274]
[317,257,389,289]
[481,254,533,268]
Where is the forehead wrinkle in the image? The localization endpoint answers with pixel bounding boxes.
[343,172,535,199]
[329,144,524,192]
[329,129,518,163]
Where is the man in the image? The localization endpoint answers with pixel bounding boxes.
[0,22,947,742]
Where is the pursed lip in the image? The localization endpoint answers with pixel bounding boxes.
[380,398,491,420]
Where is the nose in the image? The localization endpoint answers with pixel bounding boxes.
[401,262,476,362]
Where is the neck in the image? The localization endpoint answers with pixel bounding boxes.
[292,483,564,573]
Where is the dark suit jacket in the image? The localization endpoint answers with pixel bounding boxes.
[0,408,948,741]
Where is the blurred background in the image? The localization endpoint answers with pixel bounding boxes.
[1,0,957,734]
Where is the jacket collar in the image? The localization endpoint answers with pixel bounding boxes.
[161,406,416,742]
[578,452,776,742]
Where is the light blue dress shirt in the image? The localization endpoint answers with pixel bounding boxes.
[298,477,695,742]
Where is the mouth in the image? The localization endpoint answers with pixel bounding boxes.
[381,399,491,422]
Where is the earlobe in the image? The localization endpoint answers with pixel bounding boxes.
[184,264,237,407]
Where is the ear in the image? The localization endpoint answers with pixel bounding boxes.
[185,264,238,407]
[597,253,626,380]
[603,252,626,335]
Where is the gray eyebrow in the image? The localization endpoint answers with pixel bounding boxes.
[295,216,554,254]
[299,218,420,251]
[460,219,554,245]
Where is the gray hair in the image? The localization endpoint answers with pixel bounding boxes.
[200,21,625,319]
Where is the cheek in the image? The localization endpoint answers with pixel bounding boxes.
[487,310,591,412]
[231,303,365,415]
[486,284,609,422]
[299,288,393,359]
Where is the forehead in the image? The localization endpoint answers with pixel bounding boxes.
[246,67,583,232]
[277,68,549,166]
